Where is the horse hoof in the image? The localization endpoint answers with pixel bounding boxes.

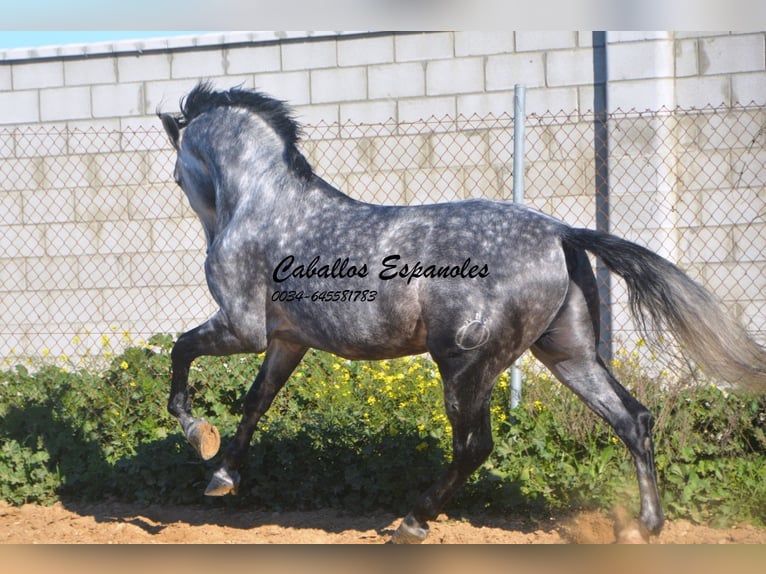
[187,419,220,460]
[391,513,429,544]
[616,527,649,544]
[204,468,240,496]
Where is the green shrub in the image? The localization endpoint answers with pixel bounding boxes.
[0,336,764,527]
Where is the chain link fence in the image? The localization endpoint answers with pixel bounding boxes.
[1,103,764,371]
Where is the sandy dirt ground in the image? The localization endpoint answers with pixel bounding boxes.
[1,500,764,544]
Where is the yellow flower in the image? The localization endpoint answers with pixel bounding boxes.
[367,396,377,405]
[120,360,129,370]
[42,348,50,357]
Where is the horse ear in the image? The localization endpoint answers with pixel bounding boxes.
[159,113,181,151]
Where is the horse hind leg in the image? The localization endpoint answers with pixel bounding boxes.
[530,271,664,541]
[393,356,498,543]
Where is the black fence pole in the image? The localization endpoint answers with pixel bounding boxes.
[593,31,613,365]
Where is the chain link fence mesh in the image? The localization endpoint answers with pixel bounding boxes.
[1,104,764,372]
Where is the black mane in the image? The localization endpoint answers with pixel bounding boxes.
[177,82,313,180]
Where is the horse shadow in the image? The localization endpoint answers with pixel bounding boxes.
[1,401,555,539]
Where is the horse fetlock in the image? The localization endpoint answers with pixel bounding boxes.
[185,418,221,460]
[205,468,241,496]
[391,513,429,544]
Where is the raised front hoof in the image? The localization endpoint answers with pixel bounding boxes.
[391,514,429,544]
[204,468,241,496]
[186,419,221,460]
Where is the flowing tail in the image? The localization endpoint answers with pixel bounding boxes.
[562,227,766,393]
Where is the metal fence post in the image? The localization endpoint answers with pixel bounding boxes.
[510,84,526,409]
[592,31,613,365]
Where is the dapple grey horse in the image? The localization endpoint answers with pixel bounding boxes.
[159,83,766,543]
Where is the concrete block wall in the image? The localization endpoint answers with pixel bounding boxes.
[0,30,765,360]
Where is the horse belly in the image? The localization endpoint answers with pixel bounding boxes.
[270,289,428,360]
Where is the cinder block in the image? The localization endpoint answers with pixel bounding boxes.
[516,32,576,52]
[282,39,336,71]
[678,226,731,265]
[98,220,153,254]
[344,170,406,204]
[23,188,75,224]
[398,96,456,125]
[0,90,39,125]
[254,71,310,105]
[608,79,675,112]
[0,190,22,224]
[0,224,45,258]
[27,256,79,290]
[171,49,227,79]
[293,103,339,128]
[608,32,673,43]
[732,223,766,262]
[486,53,545,91]
[454,32,515,56]
[339,100,397,129]
[369,62,424,99]
[338,35,394,66]
[12,61,64,89]
[2,156,43,191]
[0,65,11,90]
[130,250,202,288]
[75,186,130,222]
[546,49,594,87]
[732,72,766,105]
[151,218,206,252]
[0,258,26,291]
[607,41,675,81]
[457,92,514,119]
[144,79,200,116]
[154,285,215,320]
[675,38,698,77]
[78,254,130,290]
[44,223,98,257]
[700,34,765,75]
[404,167,463,204]
[700,188,764,226]
[426,57,484,96]
[129,183,183,220]
[118,52,171,83]
[395,32,453,62]
[525,87,578,116]
[65,57,116,86]
[101,287,157,323]
[92,83,144,118]
[431,131,488,168]
[227,44,281,75]
[675,76,730,109]
[40,86,91,122]
[311,67,367,103]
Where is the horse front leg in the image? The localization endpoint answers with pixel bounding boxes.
[169,312,256,460]
[205,339,307,496]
